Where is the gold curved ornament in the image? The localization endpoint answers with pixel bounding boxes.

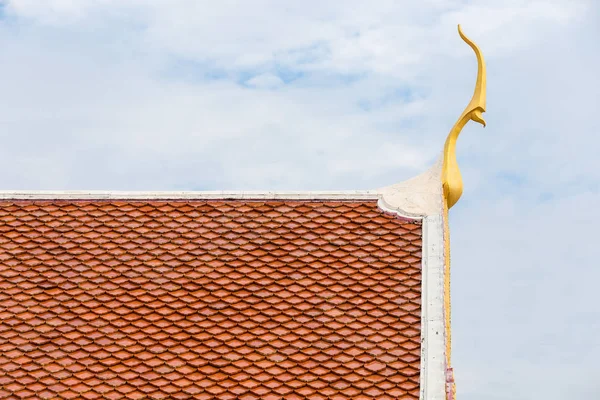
[442,25,487,209]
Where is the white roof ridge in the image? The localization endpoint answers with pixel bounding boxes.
[0,190,379,200]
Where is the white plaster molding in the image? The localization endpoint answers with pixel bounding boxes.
[376,156,444,218]
[420,214,447,400]
[0,190,379,201]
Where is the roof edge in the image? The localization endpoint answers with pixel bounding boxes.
[0,158,444,218]
[0,190,379,201]
[420,214,447,400]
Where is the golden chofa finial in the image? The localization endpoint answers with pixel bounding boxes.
[442,24,487,209]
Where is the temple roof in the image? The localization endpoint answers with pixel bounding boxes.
[0,199,425,400]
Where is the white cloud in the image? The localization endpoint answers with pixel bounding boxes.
[5,0,588,74]
[245,73,284,89]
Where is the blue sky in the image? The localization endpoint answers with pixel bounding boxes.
[0,0,598,398]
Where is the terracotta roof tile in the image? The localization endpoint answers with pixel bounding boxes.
[0,200,422,399]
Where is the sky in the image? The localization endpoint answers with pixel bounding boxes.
[0,0,598,398]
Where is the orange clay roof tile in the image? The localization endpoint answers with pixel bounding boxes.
[0,200,422,399]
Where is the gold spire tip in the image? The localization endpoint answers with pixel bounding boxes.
[441,25,487,209]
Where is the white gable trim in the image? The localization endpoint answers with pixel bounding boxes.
[420,214,447,400]
[0,190,379,201]
[0,190,436,219]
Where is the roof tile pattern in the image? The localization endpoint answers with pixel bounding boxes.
[0,200,422,400]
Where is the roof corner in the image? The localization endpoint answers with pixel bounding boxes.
[376,156,444,219]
